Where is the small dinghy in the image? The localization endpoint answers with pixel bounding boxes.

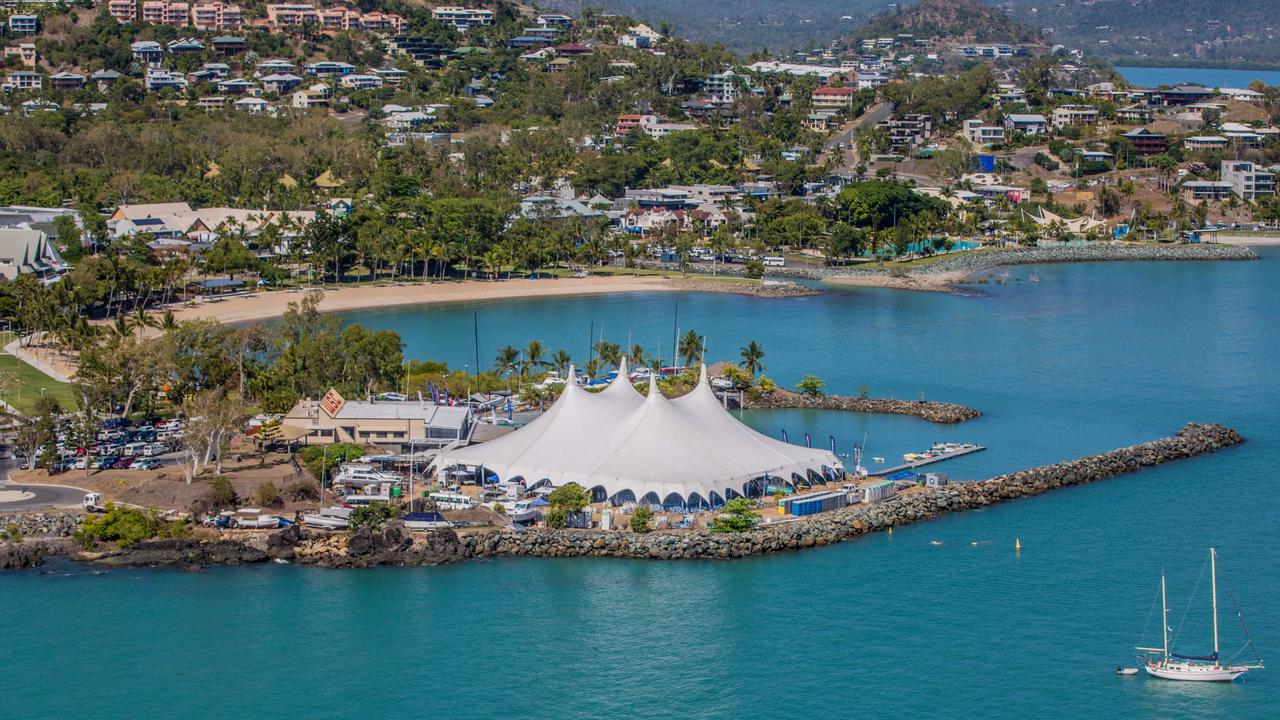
[1116,667,1139,676]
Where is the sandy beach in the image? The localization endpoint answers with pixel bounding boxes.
[1212,234,1280,247]
[168,275,677,325]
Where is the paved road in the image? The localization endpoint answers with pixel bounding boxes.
[823,101,895,169]
[0,458,86,511]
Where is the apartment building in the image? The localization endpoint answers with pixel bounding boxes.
[1220,161,1275,201]
[1051,105,1099,128]
[3,42,37,66]
[265,4,403,32]
[141,1,191,26]
[109,0,138,22]
[190,3,242,30]
[811,86,856,110]
[431,6,494,30]
[963,118,1004,146]
[8,14,38,35]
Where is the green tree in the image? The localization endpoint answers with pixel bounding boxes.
[630,505,653,533]
[709,498,760,533]
[349,501,394,532]
[797,374,825,396]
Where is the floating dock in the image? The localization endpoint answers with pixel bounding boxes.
[874,444,986,476]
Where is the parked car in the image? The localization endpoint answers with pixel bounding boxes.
[132,457,161,470]
[141,443,168,457]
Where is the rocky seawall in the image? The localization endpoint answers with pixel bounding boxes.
[4,422,1237,570]
[463,423,1241,559]
[740,388,980,424]
[0,512,82,538]
[668,278,819,298]
[636,243,1257,284]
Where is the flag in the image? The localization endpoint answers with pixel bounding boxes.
[781,429,789,443]
[804,433,812,448]
[829,435,836,453]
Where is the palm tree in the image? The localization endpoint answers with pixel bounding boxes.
[629,343,646,368]
[494,345,520,379]
[678,329,703,367]
[739,340,765,377]
[550,349,572,376]
[131,306,158,340]
[523,339,546,377]
[593,340,621,368]
[158,309,179,333]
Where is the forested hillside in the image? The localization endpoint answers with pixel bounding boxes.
[854,0,1042,44]
[541,0,1280,66]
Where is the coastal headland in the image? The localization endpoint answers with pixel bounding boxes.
[1,423,1241,570]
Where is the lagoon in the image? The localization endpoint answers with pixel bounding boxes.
[5,251,1280,718]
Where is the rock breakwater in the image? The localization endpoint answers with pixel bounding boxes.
[4,423,1241,569]
[462,422,1241,560]
[741,388,980,424]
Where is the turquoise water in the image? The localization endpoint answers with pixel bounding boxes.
[6,252,1280,718]
[1116,65,1280,88]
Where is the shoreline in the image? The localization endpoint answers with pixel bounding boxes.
[167,243,1261,327]
[1,423,1241,569]
[166,275,677,326]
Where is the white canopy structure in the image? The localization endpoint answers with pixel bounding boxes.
[431,360,843,508]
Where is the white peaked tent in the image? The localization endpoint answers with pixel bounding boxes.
[431,359,843,507]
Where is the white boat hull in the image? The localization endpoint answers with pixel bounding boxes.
[1144,661,1247,682]
[302,516,348,530]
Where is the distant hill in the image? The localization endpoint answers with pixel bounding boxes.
[534,0,893,53]
[853,0,1041,44]
[535,0,1280,67]
[995,0,1280,69]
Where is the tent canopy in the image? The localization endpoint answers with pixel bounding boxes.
[432,360,842,506]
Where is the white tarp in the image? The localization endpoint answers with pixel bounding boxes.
[432,360,842,505]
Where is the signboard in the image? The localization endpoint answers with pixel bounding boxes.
[319,388,345,418]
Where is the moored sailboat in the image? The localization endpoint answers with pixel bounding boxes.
[1136,547,1263,682]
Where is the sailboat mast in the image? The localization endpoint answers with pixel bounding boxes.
[1211,547,1220,663]
[1161,574,1169,661]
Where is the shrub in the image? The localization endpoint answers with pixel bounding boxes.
[744,258,765,279]
[298,443,365,483]
[493,502,505,515]
[287,480,320,502]
[75,504,188,548]
[3,524,22,543]
[547,482,590,513]
[797,374,826,397]
[630,505,653,533]
[709,498,760,533]
[256,482,283,508]
[210,477,239,507]
[544,506,568,529]
[1033,152,1059,171]
[349,502,393,532]
[758,375,776,392]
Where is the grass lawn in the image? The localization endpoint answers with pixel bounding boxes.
[0,351,78,414]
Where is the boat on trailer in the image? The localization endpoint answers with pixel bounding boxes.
[1136,547,1264,682]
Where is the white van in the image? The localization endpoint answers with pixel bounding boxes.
[123,442,148,457]
[762,256,786,267]
[429,491,475,510]
[141,443,168,457]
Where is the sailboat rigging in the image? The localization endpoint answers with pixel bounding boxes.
[1135,547,1264,682]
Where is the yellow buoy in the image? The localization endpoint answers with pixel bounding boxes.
[1015,538,1022,552]
[888,526,893,535]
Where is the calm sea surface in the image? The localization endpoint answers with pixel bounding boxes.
[6,251,1280,718]
[1116,65,1280,88]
